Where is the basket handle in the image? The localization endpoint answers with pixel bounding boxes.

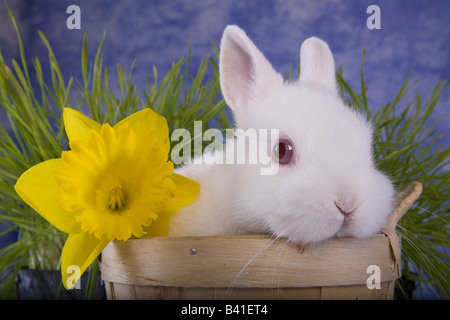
[387,181,423,230]
[381,182,422,278]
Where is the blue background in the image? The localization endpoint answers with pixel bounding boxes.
[0,0,449,136]
[0,0,449,298]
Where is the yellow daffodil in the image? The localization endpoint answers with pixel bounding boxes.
[15,108,200,289]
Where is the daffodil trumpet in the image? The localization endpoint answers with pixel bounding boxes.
[15,108,200,289]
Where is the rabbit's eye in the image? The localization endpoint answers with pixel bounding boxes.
[273,139,295,165]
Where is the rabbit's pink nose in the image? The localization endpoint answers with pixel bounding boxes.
[334,196,360,215]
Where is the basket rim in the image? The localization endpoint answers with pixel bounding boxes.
[100,182,422,289]
[101,232,399,288]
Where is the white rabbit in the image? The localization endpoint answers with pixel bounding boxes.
[169,25,394,244]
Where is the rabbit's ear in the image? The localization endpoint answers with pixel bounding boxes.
[220,25,283,112]
[299,37,337,95]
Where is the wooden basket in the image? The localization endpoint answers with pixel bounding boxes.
[100,182,422,300]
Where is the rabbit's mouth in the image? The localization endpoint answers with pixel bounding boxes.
[334,199,362,229]
[342,216,353,229]
[336,214,354,235]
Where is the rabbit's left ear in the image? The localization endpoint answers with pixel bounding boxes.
[219,25,284,112]
[299,37,338,95]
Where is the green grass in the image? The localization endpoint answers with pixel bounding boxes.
[0,7,229,299]
[336,57,449,299]
[0,8,448,299]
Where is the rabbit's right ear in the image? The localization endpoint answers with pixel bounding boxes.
[220,26,283,113]
[298,37,338,95]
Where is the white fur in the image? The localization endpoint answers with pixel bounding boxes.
[169,25,394,244]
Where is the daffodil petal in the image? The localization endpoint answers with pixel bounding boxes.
[143,173,200,237]
[61,231,109,290]
[166,173,201,210]
[15,159,76,233]
[64,108,101,142]
[114,108,169,152]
